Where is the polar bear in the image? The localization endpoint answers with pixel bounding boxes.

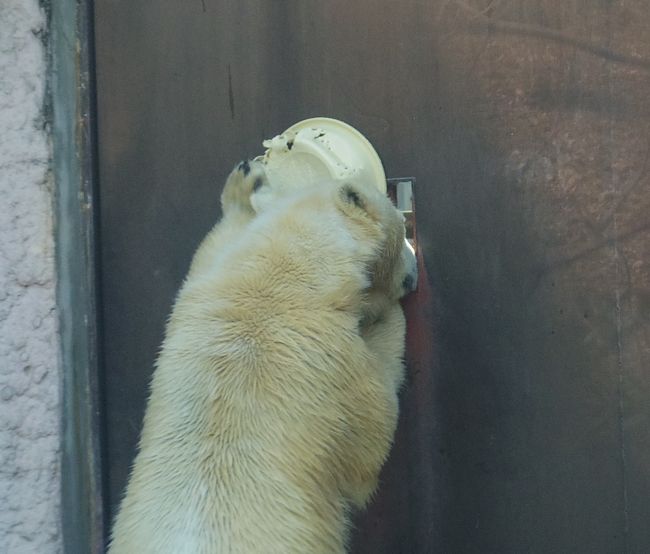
[109,161,417,554]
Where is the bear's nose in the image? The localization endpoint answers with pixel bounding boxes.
[402,273,416,293]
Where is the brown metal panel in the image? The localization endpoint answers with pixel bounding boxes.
[95,1,650,552]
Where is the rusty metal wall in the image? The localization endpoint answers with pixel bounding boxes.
[94,1,650,551]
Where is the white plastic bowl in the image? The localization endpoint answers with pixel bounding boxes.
[257,117,387,194]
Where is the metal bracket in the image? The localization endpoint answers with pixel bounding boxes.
[387,177,417,250]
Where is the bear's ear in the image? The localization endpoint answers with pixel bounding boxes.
[340,183,366,210]
[335,182,388,229]
[336,183,374,220]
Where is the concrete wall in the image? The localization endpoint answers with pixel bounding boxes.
[0,1,61,552]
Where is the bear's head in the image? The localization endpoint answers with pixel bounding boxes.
[251,173,418,306]
[333,181,418,303]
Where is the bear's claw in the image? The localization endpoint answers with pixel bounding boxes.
[221,159,269,214]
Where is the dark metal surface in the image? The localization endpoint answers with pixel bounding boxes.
[95,1,650,552]
[52,0,105,552]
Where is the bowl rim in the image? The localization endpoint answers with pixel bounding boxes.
[282,117,387,193]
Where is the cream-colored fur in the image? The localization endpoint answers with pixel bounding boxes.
[109,161,414,554]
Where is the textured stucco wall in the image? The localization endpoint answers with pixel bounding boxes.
[0,1,61,553]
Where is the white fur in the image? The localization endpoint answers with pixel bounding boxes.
[109,162,413,553]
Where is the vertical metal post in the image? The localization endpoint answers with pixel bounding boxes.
[51,0,105,551]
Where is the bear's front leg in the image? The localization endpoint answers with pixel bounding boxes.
[220,158,269,216]
[336,371,399,511]
[186,159,269,280]
[336,301,406,509]
[336,304,405,510]
[361,299,407,392]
